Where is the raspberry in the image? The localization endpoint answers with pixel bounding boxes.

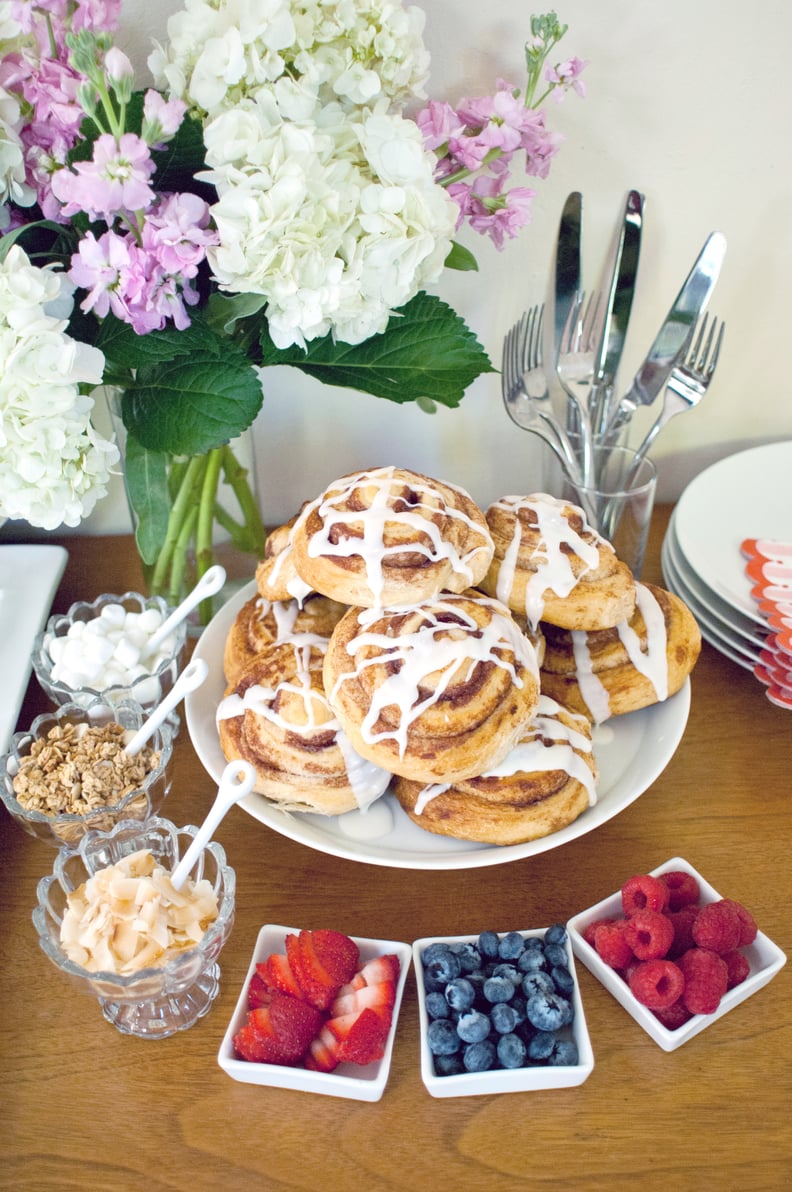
[718,898,758,946]
[653,999,693,1031]
[621,873,670,916]
[582,917,616,948]
[678,948,728,1015]
[666,904,699,958]
[623,909,674,960]
[691,901,742,954]
[628,959,685,1010]
[593,921,633,969]
[722,949,751,989]
[658,869,700,911]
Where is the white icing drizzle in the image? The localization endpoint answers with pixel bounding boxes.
[571,582,669,723]
[412,695,596,812]
[491,494,606,629]
[572,629,612,725]
[266,530,312,606]
[216,635,388,809]
[333,593,538,760]
[304,467,492,606]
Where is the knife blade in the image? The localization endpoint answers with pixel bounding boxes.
[548,190,583,372]
[588,189,644,437]
[602,229,727,443]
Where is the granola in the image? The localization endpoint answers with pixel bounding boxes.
[12,722,160,817]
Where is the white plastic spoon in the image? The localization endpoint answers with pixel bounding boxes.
[170,760,256,891]
[124,656,208,758]
[143,565,227,657]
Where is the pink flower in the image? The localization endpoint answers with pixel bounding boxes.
[142,193,217,278]
[50,133,156,221]
[545,57,588,102]
[415,101,461,152]
[69,229,134,321]
[70,1,123,34]
[142,90,188,146]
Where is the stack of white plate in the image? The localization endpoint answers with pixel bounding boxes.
[661,441,792,671]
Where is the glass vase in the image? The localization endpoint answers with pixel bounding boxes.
[106,389,265,629]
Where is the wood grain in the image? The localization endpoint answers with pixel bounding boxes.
[1,508,790,1191]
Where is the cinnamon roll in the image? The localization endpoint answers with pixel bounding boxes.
[217,638,390,815]
[323,590,540,783]
[480,493,636,631]
[392,695,597,845]
[223,592,347,685]
[539,583,702,722]
[255,514,313,604]
[290,465,494,608]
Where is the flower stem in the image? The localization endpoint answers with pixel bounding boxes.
[150,454,206,593]
[220,445,266,555]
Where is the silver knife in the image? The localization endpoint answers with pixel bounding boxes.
[602,230,727,443]
[549,191,582,370]
[588,189,644,437]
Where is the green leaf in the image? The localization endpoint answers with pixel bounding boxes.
[257,291,494,407]
[206,290,269,336]
[122,351,263,455]
[150,111,215,202]
[445,241,480,272]
[124,437,171,565]
[96,311,225,370]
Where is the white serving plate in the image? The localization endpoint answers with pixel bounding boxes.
[0,545,67,753]
[413,928,594,1097]
[567,857,787,1052]
[185,581,692,871]
[217,926,411,1101]
[673,441,792,623]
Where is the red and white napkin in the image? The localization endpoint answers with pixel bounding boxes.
[742,538,792,710]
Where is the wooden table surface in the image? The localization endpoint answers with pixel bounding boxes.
[2,506,790,1191]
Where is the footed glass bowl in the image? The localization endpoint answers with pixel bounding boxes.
[1,698,173,848]
[33,816,236,1038]
[32,591,187,716]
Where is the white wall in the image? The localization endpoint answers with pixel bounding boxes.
[80,0,792,531]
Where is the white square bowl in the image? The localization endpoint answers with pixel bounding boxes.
[217,925,411,1101]
[567,857,787,1052]
[413,928,594,1098]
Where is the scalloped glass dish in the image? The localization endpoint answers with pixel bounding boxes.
[186,582,691,870]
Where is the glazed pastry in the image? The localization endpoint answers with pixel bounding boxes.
[223,592,347,685]
[392,695,597,845]
[290,465,494,608]
[323,590,540,783]
[480,493,636,631]
[255,515,312,604]
[217,638,390,815]
[539,582,702,722]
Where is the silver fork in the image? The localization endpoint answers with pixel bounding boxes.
[627,314,725,482]
[501,304,582,481]
[555,290,600,484]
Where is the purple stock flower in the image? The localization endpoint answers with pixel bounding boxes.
[51,133,157,221]
[142,193,218,278]
[545,57,588,101]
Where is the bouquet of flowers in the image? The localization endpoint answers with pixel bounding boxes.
[0,0,585,608]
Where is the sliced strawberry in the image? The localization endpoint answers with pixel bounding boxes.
[234,1023,274,1063]
[311,929,359,985]
[259,952,302,999]
[331,979,396,1024]
[267,992,324,1059]
[247,969,271,1009]
[356,954,401,986]
[239,1007,294,1065]
[328,1007,390,1065]
[304,1026,339,1073]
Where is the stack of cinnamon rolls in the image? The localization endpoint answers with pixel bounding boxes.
[217,466,701,846]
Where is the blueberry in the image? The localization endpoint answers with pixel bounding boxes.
[543,942,569,969]
[483,975,515,1004]
[551,965,575,995]
[422,941,456,965]
[521,970,555,999]
[490,1002,519,1034]
[528,1030,556,1061]
[445,977,476,1013]
[497,1032,527,1069]
[425,990,451,1019]
[427,1018,461,1055]
[463,1039,496,1073]
[517,947,547,974]
[510,994,527,1025]
[453,942,482,973]
[548,1039,579,1066]
[498,930,525,960]
[456,1010,491,1043]
[544,923,568,946]
[525,990,573,1032]
[425,949,461,985]
[491,962,521,985]
[434,1052,465,1076]
[478,930,500,959]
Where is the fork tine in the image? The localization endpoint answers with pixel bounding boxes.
[688,312,711,369]
[559,290,584,355]
[706,318,725,376]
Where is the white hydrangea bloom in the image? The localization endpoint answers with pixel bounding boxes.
[0,246,119,530]
[0,85,35,227]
